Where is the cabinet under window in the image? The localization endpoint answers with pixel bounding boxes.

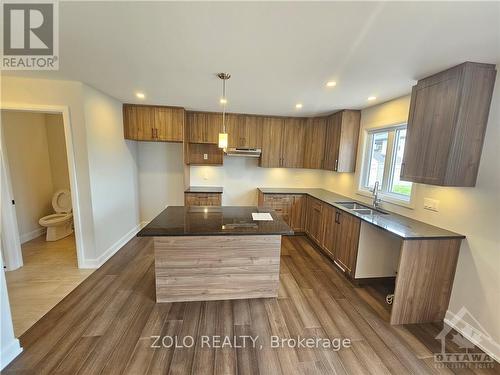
[361,125,412,203]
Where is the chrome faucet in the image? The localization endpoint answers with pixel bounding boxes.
[372,181,382,209]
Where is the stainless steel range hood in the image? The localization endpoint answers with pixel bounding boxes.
[225,147,262,157]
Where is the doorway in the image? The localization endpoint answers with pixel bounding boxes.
[0,108,91,336]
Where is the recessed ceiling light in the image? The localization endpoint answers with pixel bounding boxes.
[368,96,377,101]
[136,92,145,99]
[295,103,303,109]
[326,81,337,87]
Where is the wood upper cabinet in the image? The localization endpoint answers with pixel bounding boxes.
[186,111,222,144]
[281,118,306,168]
[303,117,327,169]
[334,210,360,277]
[323,110,361,172]
[244,115,263,148]
[260,117,284,168]
[401,62,496,186]
[123,104,184,142]
[305,196,324,244]
[260,117,306,168]
[226,114,263,148]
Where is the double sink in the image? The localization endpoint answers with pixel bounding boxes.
[336,201,388,216]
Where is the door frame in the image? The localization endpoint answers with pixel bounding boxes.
[1,103,85,269]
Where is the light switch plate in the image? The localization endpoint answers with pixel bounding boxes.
[203,153,208,160]
[424,198,439,212]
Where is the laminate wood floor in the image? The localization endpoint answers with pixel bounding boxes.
[5,234,93,336]
[4,235,498,374]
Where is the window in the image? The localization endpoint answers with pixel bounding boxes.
[361,125,412,203]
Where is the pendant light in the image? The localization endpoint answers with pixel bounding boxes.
[217,72,231,149]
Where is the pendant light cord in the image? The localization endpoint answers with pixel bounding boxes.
[222,78,227,133]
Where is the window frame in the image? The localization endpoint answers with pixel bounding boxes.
[358,123,416,208]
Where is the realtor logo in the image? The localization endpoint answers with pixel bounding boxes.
[434,307,498,370]
[2,0,59,70]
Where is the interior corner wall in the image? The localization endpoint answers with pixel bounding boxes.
[137,142,184,223]
[82,84,140,260]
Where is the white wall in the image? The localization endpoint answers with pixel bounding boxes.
[137,142,184,222]
[1,76,141,265]
[190,157,327,205]
[45,114,70,191]
[82,84,140,263]
[1,77,97,264]
[0,254,22,369]
[323,72,500,359]
[2,111,55,243]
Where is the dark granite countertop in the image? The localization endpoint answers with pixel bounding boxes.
[258,188,465,240]
[137,206,293,237]
[184,186,223,193]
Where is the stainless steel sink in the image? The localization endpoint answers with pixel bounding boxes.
[335,201,388,215]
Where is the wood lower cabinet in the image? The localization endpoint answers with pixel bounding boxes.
[401,62,496,186]
[320,204,339,258]
[184,193,222,207]
[305,196,324,244]
[302,195,360,277]
[289,195,306,232]
[323,110,361,172]
[258,192,306,232]
[333,210,360,277]
[123,104,184,142]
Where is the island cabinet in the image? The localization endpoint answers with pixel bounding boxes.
[260,117,306,168]
[257,192,306,232]
[186,111,222,144]
[303,117,327,169]
[123,104,184,142]
[323,110,361,172]
[401,62,496,186]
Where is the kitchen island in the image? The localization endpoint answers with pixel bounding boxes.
[137,206,293,303]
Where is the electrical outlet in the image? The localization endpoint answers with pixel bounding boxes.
[203,153,208,160]
[424,198,439,212]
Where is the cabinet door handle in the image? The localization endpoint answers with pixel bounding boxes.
[151,128,155,138]
[400,162,405,177]
[334,159,338,171]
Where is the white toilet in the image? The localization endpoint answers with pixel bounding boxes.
[39,189,73,241]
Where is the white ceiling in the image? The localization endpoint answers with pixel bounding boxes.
[5,1,500,116]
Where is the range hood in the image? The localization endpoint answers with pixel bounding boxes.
[225,147,262,157]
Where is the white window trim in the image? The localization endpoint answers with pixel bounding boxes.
[357,123,416,209]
